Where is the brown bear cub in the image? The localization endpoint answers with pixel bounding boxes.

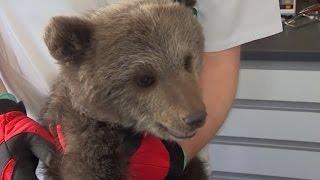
[42,0,207,179]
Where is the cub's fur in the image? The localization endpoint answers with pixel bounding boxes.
[43,0,207,179]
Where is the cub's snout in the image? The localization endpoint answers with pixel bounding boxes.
[183,110,206,129]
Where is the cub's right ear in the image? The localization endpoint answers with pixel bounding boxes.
[44,16,94,63]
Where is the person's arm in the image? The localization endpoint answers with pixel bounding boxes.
[0,79,6,93]
[178,46,240,159]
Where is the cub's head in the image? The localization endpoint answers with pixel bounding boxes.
[44,0,205,140]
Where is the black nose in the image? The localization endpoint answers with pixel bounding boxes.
[184,111,207,128]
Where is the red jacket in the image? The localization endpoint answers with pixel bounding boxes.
[0,111,57,180]
[0,100,184,180]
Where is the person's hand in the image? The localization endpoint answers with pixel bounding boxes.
[0,78,7,93]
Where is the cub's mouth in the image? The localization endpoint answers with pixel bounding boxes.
[157,123,197,139]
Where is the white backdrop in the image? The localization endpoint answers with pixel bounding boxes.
[0,2,112,179]
[0,0,106,118]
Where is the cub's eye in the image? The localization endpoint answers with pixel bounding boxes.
[136,75,155,88]
[184,55,193,72]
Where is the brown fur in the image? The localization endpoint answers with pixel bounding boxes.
[42,0,207,179]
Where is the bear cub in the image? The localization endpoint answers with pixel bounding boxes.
[43,0,207,179]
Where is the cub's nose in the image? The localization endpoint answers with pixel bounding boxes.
[183,111,207,128]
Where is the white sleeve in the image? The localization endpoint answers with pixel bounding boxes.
[197,0,283,52]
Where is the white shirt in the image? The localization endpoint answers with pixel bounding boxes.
[197,0,283,52]
[0,0,282,117]
[100,0,283,51]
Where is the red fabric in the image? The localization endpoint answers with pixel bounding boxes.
[0,123,4,144]
[1,159,16,180]
[0,111,56,147]
[129,134,170,180]
[0,111,172,179]
[56,124,66,152]
[54,126,171,179]
[49,125,63,152]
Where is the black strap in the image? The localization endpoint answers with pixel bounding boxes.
[162,140,185,179]
[120,129,143,158]
[0,99,26,115]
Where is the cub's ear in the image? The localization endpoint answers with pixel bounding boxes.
[174,0,196,7]
[44,16,93,63]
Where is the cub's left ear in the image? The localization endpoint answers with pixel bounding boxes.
[174,0,196,7]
